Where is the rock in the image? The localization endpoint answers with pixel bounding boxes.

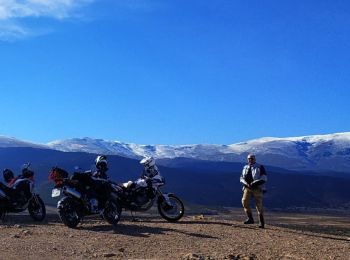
[225,254,257,260]
[192,215,205,220]
[103,253,117,258]
[22,230,31,235]
[118,248,125,253]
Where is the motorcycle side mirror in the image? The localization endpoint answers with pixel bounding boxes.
[74,166,83,173]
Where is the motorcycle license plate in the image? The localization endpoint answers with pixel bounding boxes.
[51,188,61,197]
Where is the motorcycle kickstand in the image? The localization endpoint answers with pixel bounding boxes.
[130,211,139,222]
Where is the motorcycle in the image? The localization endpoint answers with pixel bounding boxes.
[0,164,46,222]
[113,177,184,222]
[49,167,122,229]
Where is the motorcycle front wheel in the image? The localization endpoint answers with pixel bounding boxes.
[28,195,46,221]
[58,197,81,228]
[158,194,184,222]
[103,200,122,229]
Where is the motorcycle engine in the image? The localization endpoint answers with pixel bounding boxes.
[14,191,29,207]
[134,188,150,206]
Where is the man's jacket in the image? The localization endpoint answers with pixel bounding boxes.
[240,163,267,192]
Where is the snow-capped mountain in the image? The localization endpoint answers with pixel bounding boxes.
[1,133,350,172]
[46,132,350,172]
[0,136,47,149]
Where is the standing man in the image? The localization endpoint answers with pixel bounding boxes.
[240,154,267,228]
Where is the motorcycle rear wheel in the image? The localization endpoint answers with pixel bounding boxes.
[58,198,81,228]
[158,194,184,222]
[28,195,46,221]
[0,209,4,221]
[103,200,122,229]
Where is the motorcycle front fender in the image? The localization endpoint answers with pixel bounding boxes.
[157,193,174,205]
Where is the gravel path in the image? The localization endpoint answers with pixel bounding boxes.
[0,208,349,259]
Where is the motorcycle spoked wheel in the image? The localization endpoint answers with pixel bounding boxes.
[158,194,184,222]
[103,200,122,228]
[28,195,46,221]
[58,198,81,228]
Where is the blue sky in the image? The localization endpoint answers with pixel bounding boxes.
[0,0,349,145]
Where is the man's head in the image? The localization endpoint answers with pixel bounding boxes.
[247,154,256,165]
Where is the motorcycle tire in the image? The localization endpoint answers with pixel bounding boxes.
[0,209,4,221]
[103,200,122,229]
[28,195,46,221]
[158,194,184,222]
[58,197,81,228]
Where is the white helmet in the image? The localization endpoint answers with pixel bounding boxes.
[95,155,108,170]
[140,157,155,168]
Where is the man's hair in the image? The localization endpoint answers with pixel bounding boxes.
[247,154,256,159]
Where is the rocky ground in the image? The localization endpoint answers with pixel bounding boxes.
[0,207,349,260]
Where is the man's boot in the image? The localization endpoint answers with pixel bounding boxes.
[243,212,254,224]
[258,214,265,228]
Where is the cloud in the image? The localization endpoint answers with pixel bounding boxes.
[0,0,94,40]
[0,21,28,38]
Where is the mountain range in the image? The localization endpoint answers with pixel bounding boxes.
[2,132,350,173]
[1,133,350,209]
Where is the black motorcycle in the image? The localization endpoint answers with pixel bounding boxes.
[113,177,184,222]
[49,167,122,229]
[0,165,46,222]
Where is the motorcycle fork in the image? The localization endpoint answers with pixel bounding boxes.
[156,190,172,206]
[30,194,38,205]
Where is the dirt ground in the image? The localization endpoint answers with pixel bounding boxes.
[0,207,349,260]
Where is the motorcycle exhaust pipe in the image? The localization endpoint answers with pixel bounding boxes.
[63,187,81,199]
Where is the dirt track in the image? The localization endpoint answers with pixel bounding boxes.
[0,207,349,259]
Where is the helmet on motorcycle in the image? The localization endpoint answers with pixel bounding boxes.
[95,155,108,170]
[140,157,155,168]
[3,169,14,183]
[21,163,34,178]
